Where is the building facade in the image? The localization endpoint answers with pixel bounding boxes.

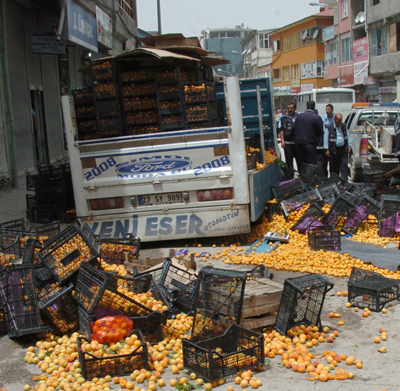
[366,0,400,103]
[270,15,333,109]
[0,0,138,187]
[201,24,253,77]
[322,0,355,88]
[241,29,275,79]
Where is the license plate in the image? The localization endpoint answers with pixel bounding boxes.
[139,193,182,205]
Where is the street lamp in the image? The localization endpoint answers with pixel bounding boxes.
[309,2,342,87]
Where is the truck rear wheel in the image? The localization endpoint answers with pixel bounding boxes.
[349,154,363,182]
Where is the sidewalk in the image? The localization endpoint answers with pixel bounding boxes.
[0,185,27,223]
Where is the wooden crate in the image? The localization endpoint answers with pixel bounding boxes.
[240,278,284,330]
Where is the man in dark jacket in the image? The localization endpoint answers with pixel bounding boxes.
[292,100,324,171]
[278,102,298,178]
[324,113,351,181]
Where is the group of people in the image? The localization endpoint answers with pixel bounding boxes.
[278,101,351,181]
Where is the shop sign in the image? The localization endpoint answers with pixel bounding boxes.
[365,76,378,85]
[32,35,66,55]
[301,83,314,93]
[366,84,380,96]
[291,80,300,95]
[339,74,354,86]
[96,6,112,49]
[323,26,335,42]
[354,60,368,85]
[352,37,368,62]
[273,85,291,96]
[65,0,98,52]
[379,86,397,94]
[291,80,300,88]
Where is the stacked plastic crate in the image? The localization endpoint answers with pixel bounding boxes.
[25,163,75,223]
[182,266,264,383]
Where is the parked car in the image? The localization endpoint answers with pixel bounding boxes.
[345,103,400,181]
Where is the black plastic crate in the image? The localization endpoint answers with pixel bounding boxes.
[0,306,6,335]
[246,265,272,280]
[72,87,95,106]
[342,195,381,235]
[160,115,185,131]
[98,235,140,265]
[22,239,41,264]
[0,264,52,337]
[131,314,163,344]
[159,100,182,115]
[26,194,37,212]
[36,221,100,283]
[75,264,153,318]
[0,235,21,269]
[37,282,73,310]
[26,173,38,192]
[183,82,215,102]
[271,178,305,202]
[183,324,263,383]
[0,218,60,245]
[348,267,400,312]
[77,329,148,380]
[26,206,60,225]
[299,164,318,185]
[317,184,340,205]
[74,262,116,314]
[157,258,199,313]
[94,286,154,319]
[191,266,247,343]
[40,284,79,334]
[107,273,171,314]
[124,97,158,112]
[323,194,356,230]
[378,194,400,237]
[136,266,165,285]
[308,225,341,251]
[33,266,55,289]
[266,201,283,221]
[291,202,326,234]
[246,150,261,170]
[281,189,322,217]
[364,170,387,188]
[97,116,124,139]
[120,68,154,84]
[77,305,94,339]
[274,274,334,336]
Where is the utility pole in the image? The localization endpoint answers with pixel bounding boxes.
[157,0,162,35]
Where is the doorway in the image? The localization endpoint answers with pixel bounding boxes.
[30,89,49,166]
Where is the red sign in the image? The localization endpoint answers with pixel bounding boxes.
[291,87,300,94]
[340,74,354,86]
[353,37,368,62]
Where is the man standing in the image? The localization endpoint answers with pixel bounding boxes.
[279,102,298,178]
[324,113,351,181]
[292,100,324,171]
[318,104,335,177]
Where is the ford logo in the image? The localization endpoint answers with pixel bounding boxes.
[115,155,192,174]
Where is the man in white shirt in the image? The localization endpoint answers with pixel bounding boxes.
[324,113,351,181]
